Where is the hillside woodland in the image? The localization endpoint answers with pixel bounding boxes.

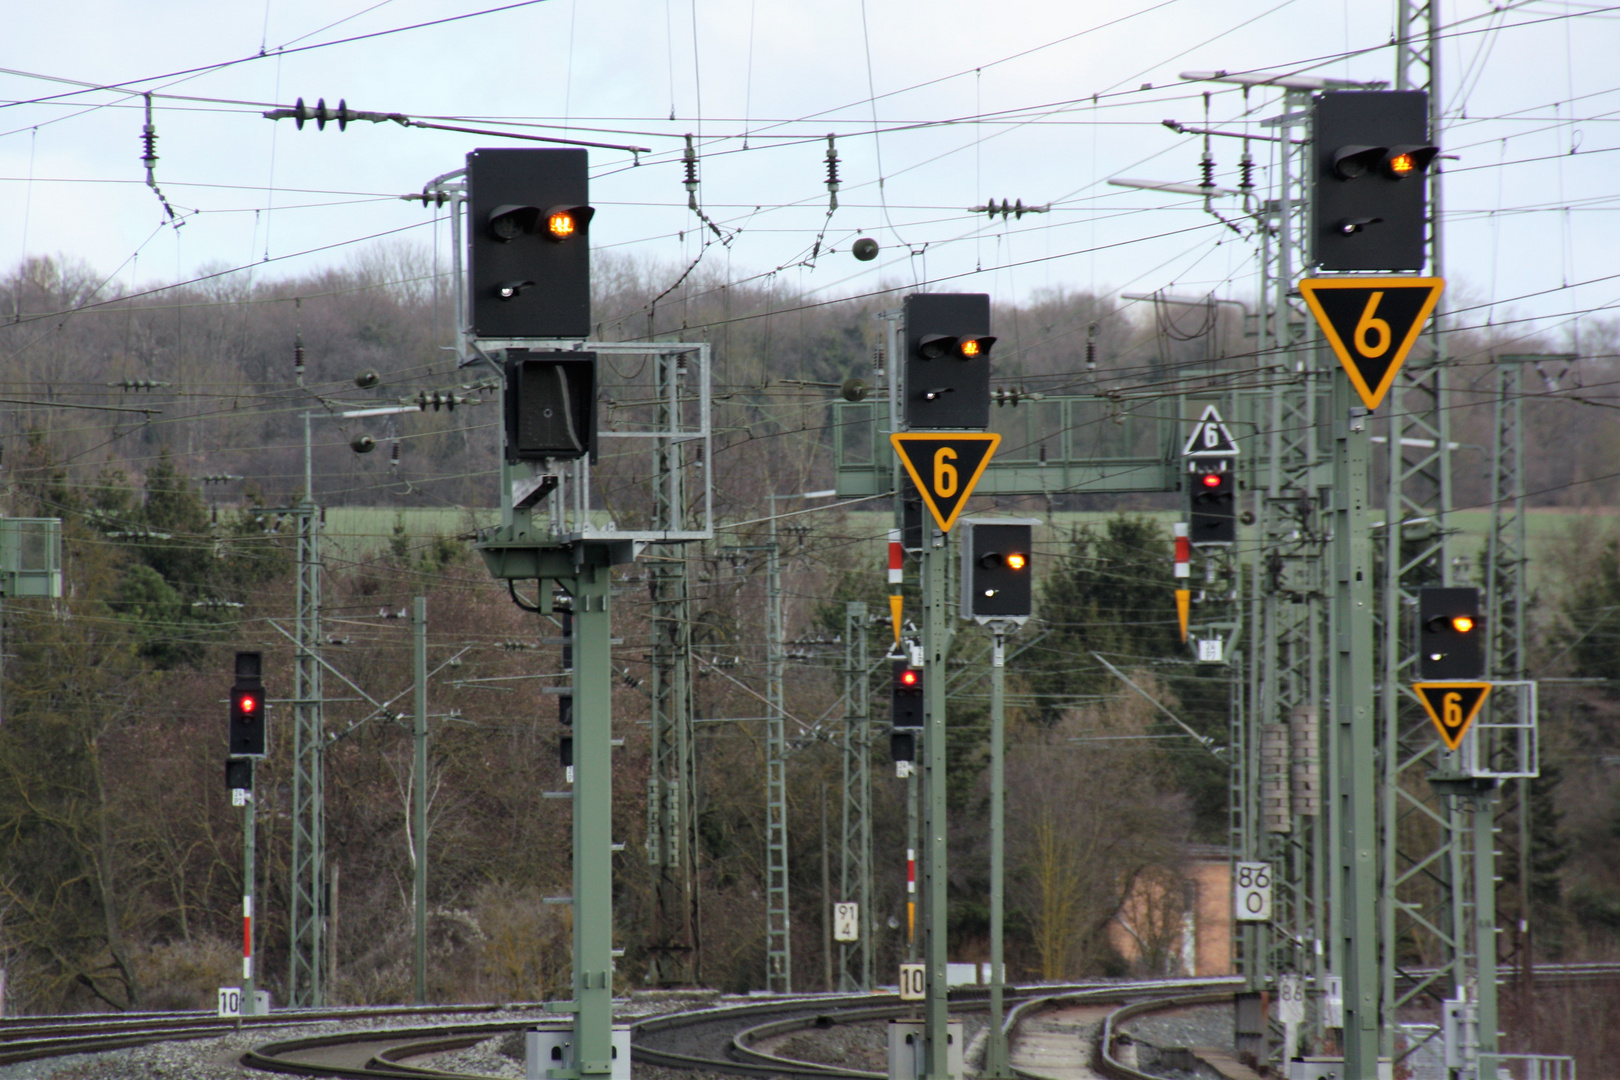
[0,249,1617,1062]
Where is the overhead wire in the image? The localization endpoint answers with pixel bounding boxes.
[0,0,554,116]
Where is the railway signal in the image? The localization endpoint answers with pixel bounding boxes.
[1311,90,1438,271]
[891,660,924,729]
[960,520,1034,622]
[1188,462,1236,545]
[1183,405,1238,546]
[902,293,996,430]
[229,652,267,758]
[467,147,594,339]
[225,650,266,1019]
[504,350,599,462]
[1419,587,1484,680]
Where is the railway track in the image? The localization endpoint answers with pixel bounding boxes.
[245,1020,535,1078]
[632,979,1243,1080]
[0,1002,539,1071]
[0,963,1614,1080]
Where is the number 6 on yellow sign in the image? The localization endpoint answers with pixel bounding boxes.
[1298,276,1444,410]
[890,432,1001,533]
[933,447,958,498]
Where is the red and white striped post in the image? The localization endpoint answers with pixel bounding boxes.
[1173,523,1191,642]
[888,529,904,645]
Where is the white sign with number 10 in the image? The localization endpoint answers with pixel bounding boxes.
[1234,861,1272,922]
[898,962,926,1001]
[217,986,242,1017]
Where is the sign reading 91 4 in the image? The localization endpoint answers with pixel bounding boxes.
[890,433,1001,533]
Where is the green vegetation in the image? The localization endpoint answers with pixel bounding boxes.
[1,252,1618,1027]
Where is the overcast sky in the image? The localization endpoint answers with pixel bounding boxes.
[3,0,1616,343]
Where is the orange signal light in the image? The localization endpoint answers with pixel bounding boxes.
[1387,152,1416,177]
[1451,615,1474,634]
[959,338,982,358]
[546,211,577,240]
[1006,553,1027,570]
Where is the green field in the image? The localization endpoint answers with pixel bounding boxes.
[835,507,1618,597]
[321,506,498,561]
[324,504,1617,598]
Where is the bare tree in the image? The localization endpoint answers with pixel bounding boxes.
[1006,684,1191,979]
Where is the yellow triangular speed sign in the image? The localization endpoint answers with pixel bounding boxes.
[1412,681,1492,752]
[890,432,1000,532]
[1299,277,1444,410]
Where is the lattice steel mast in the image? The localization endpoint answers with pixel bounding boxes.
[290,406,326,1007]
[764,521,789,992]
[646,349,699,985]
[1378,6,1500,1072]
[1251,86,1329,1009]
[838,602,873,991]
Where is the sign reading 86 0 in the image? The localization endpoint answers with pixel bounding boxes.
[1234,861,1272,923]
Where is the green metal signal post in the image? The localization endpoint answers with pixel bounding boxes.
[476,339,712,1077]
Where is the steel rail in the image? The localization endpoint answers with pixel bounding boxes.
[706,979,1243,1080]
[244,1022,529,1078]
[384,965,1617,1080]
[4,964,1615,1080]
[1091,991,1235,1080]
[0,1003,541,1067]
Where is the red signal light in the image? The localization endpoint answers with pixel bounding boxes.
[241,695,257,713]
[1201,472,1223,488]
[900,669,919,687]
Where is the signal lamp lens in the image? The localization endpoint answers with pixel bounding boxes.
[900,669,919,687]
[240,695,257,714]
[1451,615,1474,634]
[959,338,982,358]
[547,211,576,239]
[1388,152,1416,176]
[1202,472,1223,488]
[1006,553,1027,570]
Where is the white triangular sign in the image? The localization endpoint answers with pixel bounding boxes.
[1182,405,1239,458]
